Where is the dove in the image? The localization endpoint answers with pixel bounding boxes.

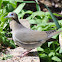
[5,12,62,58]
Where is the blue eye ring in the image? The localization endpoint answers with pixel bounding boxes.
[10,13,14,16]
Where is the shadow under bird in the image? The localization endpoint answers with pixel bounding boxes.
[5,12,62,58]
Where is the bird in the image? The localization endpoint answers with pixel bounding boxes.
[5,12,62,58]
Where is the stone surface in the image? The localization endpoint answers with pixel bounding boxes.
[0,47,40,62]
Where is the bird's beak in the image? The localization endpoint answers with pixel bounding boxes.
[4,16,9,18]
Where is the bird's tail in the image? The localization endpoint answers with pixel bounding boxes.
[48,31,62,39]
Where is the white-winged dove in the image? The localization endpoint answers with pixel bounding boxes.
[5,12,62,58]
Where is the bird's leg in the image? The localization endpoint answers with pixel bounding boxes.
[18,49,32,58]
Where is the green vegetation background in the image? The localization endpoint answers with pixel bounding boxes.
[0,0,62,61]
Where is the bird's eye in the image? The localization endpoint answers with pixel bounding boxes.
[11,14,14,15]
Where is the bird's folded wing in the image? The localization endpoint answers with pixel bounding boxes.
[19,19,30,29]
[14,29,48,44]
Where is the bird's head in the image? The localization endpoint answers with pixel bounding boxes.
[5,12,18,20]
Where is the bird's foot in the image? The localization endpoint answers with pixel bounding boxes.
[18,49,32,58]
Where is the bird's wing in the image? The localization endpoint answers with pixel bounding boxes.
[14,28,48,44]
[19,19,30,29]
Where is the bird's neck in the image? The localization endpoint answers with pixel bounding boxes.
[12,18,20,24]
[10,20,24,31]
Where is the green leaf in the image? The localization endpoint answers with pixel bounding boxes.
[16,0,23,2]
[10,2,17,8]
[0,0,2,9]
[48,42,53,47]
[17,1,35,3]
[25,10,33,14]
[13,3,26,14]
[37,27,42,31]
[48,52,55,57]
[55,47,60,52]
[52,56,61,62]
[35,0,41,11]
[3,0,15,3]
[18,10,25,19]
[53,13,62,17]
[39,53,47,58]
[6,4,14,12]
[37,47,44,51]
[29,19,37,24]
[27,11,45,19]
